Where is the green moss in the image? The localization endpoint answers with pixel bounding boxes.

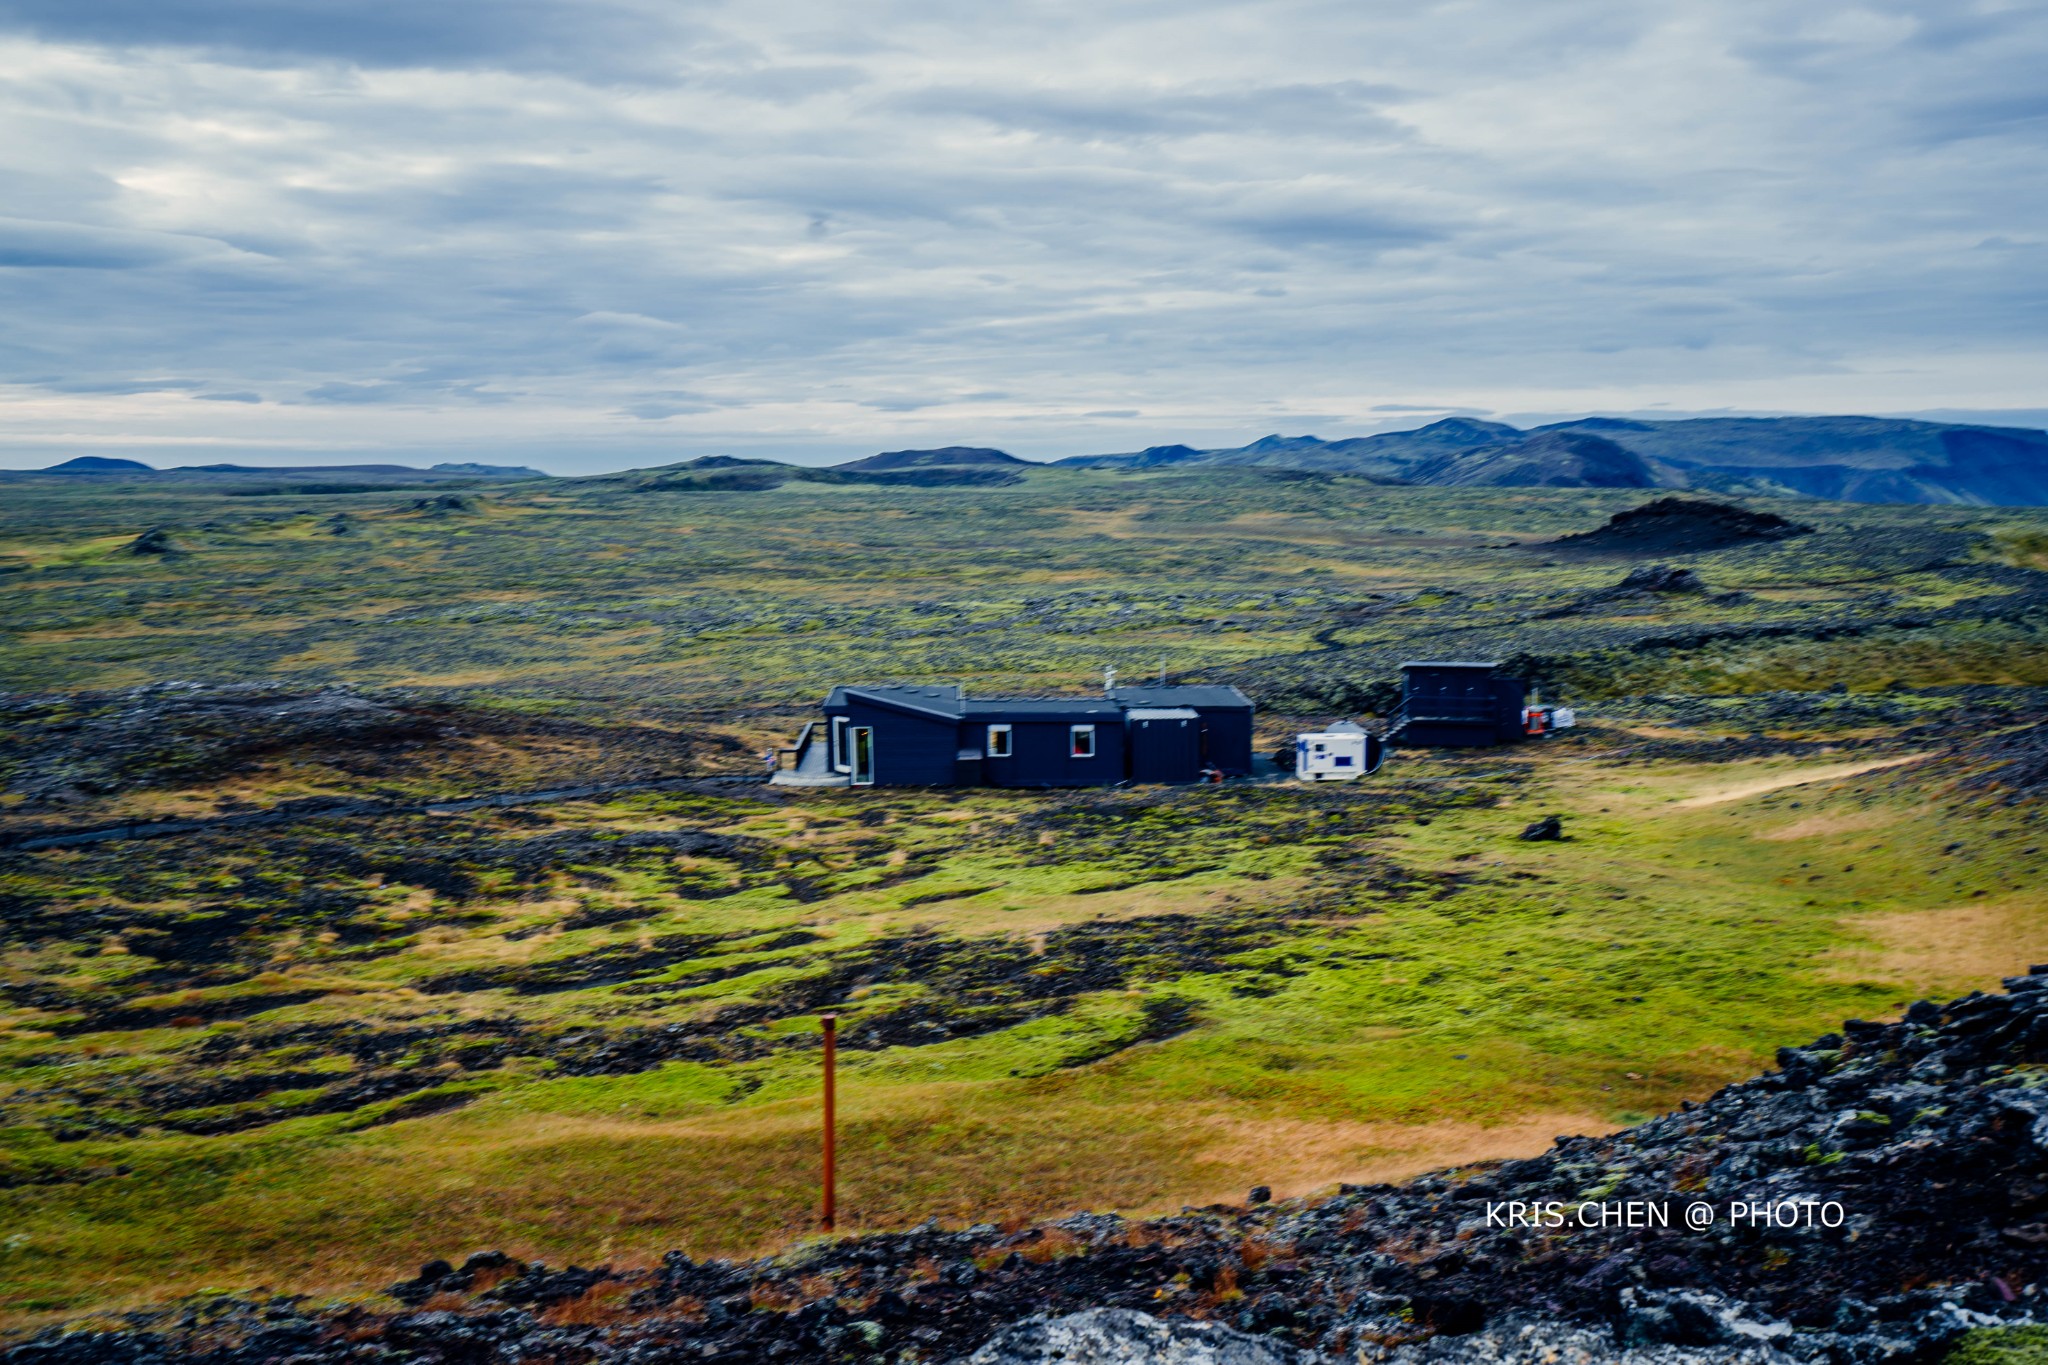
[1944,1327,2048,1365]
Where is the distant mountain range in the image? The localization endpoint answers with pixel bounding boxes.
[35,457,547,478]
[835,446,1025,472]
[1056,415,2048,505]
[596,452,1028,492]
[23,414,2048,505]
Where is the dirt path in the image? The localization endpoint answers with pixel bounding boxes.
[1673,752,1935,808]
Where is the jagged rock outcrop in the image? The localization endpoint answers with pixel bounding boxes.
[1611,565,1708,595]
[964,1309,1304,1363]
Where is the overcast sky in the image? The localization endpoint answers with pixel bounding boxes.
[0,0,2043,472]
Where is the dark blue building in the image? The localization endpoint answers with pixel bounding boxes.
[1386,661,1530,747]
[1109,685,1255,778]
[776,684,1254,787]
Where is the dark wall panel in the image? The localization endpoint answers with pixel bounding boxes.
[1130,716,1203,783]
[1404,719,1500,747]
[1493,677,1530,743]
[986,719,1123,787]
[1196,708,1254,774]
[829,699,960,785]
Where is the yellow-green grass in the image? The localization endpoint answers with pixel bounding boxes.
[3,470,2042,1322]
[0,469,2021,703]
[3,748,2041,1322]
[1553,617,2048,697]
[1946,1326,2048,1365]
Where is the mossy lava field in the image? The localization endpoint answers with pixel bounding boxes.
[1,462,2045,1326]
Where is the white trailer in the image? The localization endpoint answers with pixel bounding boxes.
[1295,720,1383,780]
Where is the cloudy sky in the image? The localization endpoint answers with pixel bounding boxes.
[0,0,2043,472]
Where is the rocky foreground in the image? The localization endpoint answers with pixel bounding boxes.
[13,974,2048,1364]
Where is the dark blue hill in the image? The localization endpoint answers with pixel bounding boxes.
[1059,414,2048,504]
[41,456,154,473]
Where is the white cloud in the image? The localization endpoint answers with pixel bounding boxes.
[0,0,2041,471]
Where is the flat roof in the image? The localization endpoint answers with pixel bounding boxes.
[827,687,1253,720]
[964,699,1121,716]
[1399,660,1501,669]
[1107,684,1253,708]
[824,683,1252,717]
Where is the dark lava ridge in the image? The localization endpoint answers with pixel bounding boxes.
[1554,498,1815,555]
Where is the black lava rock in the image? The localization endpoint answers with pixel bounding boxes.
[1556,498,1814,554]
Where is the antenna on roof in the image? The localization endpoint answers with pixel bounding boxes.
[1103,665,1117,694]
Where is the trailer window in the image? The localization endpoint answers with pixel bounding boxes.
[1070,725,1096,758]
[986,724,1012,757]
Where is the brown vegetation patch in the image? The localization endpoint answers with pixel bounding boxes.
[1183,1111,1618,1205]
[1824,900,2048,998]
[1754,808,1901,841]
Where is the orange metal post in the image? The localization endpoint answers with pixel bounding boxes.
[821,1013,837,1232]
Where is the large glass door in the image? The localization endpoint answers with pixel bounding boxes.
[850,727,875,785]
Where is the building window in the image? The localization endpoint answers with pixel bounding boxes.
[986,724,1012,757]
[831,716,850,773]
[1070,724,1096,758]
